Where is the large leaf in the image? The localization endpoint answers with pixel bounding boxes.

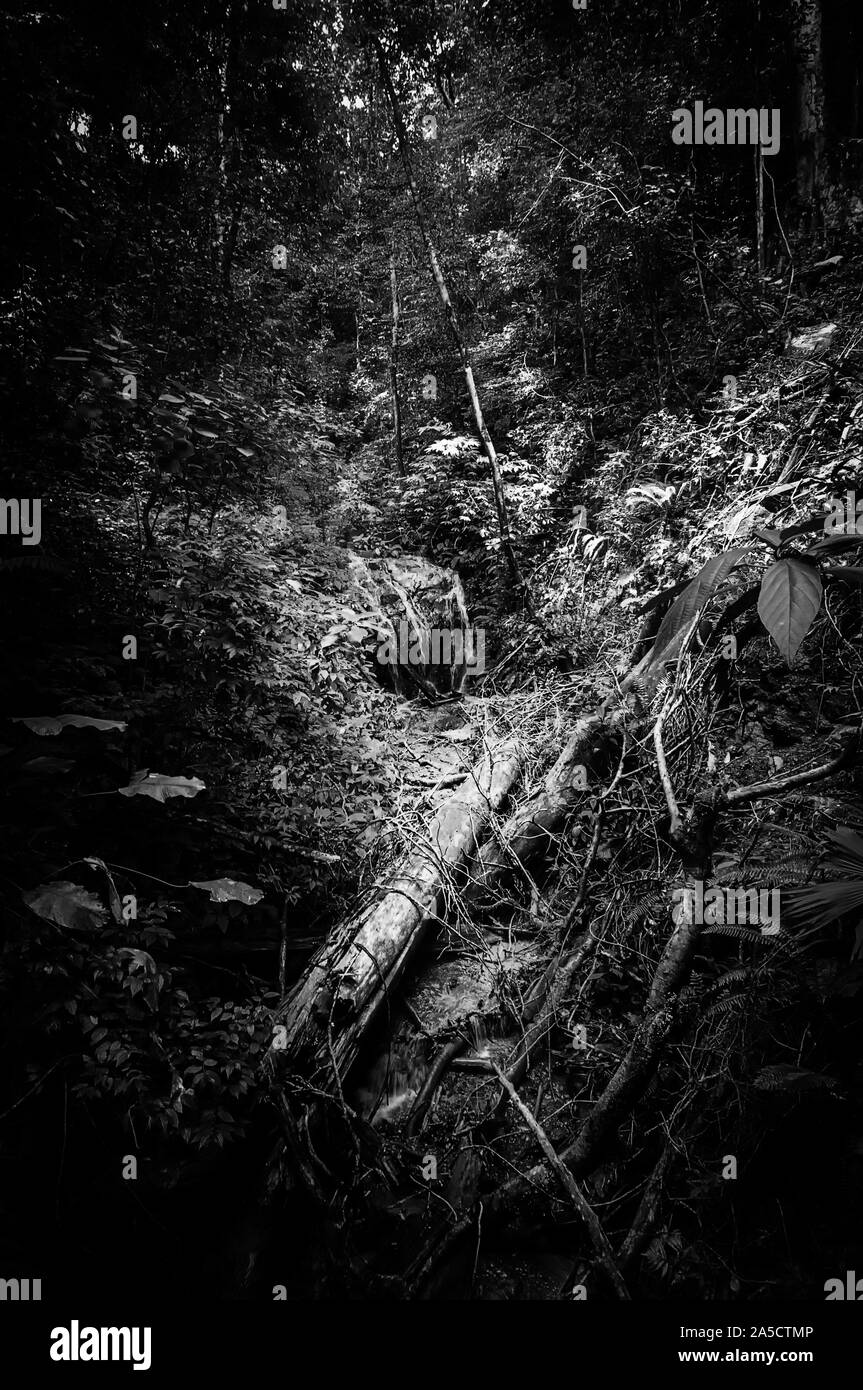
[724,503,765,539]
[12,714,127,736]
[778,515,828,544]
[23,881,107,930]
[807,534,863,557]
[647,549,749,671]
[190,878,264,905]
[827,827,863,872]
[783,879,863,928]
[823,566,863,587]
[117,771,206,802]
[117,947,158,973]
[757,559,823,662]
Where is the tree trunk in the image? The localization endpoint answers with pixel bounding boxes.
[388,249,404,475]
[373,39,530,607]
[222,191,245,293]
[214,48,229,268]
[754,147,765,278]
[791,0,826,232]
[270,739,523,1086]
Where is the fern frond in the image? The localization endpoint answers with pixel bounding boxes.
[703,995,747,1020]
[711,967,754,993]
[700,925,771,944]
[627,889,668,927]
[0,553,69,573]
[754,1064,838,1093]
[713,857,820,887]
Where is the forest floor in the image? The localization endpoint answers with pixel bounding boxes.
[5,261,863,1300]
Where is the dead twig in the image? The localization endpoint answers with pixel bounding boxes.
[489,1060,630,1300]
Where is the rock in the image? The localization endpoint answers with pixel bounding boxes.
[785,323,837,359]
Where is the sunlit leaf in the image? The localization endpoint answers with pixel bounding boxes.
[189,879,264,905]
[23,881,107,930]
[647,549,749,671]
[117,771,206,801]
[12,714,127,736]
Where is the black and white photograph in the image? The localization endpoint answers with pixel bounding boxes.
[2,0,863,1367]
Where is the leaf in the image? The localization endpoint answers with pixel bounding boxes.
[724,503,764,539]
[12,714,127,736]
[20,756,75,775]
[118,947,158,973]
[625,482,675,509]
[827,827,863,871]
[753,527,781,549]
[779,515,828,543]
[190,879,264,905]
[158,393,186,404]
[823,566,863,586]
[808,534,863,556]
[783,879,863,928]
[117,771,206,801]
[754,1064,838,1093]
[647,549,749,671]
[757,559,823,662]
[23,881,107,930]
[83,856,123,923]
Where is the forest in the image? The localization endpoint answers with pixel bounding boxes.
[2,0,863,1327]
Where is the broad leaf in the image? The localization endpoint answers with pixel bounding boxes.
[757,559,822,662]
[117,947,158,972]
[783,879,863,928]
[823,566,863,586]
[826,827,863,873]
[724,503,764,539]
[190,878,264,905]
[647,549,749,671]
[117,771,206,801]
[23,881,107,930]
[807,533,863,558]
[13,714,127,736]
[779,515,828,543]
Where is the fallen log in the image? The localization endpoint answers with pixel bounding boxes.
[270,738,523,1086]
[464,715,616,904]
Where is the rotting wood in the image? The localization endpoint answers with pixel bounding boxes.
[269,739,522,1087]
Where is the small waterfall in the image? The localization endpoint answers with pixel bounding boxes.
[350,1023,429,1126]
